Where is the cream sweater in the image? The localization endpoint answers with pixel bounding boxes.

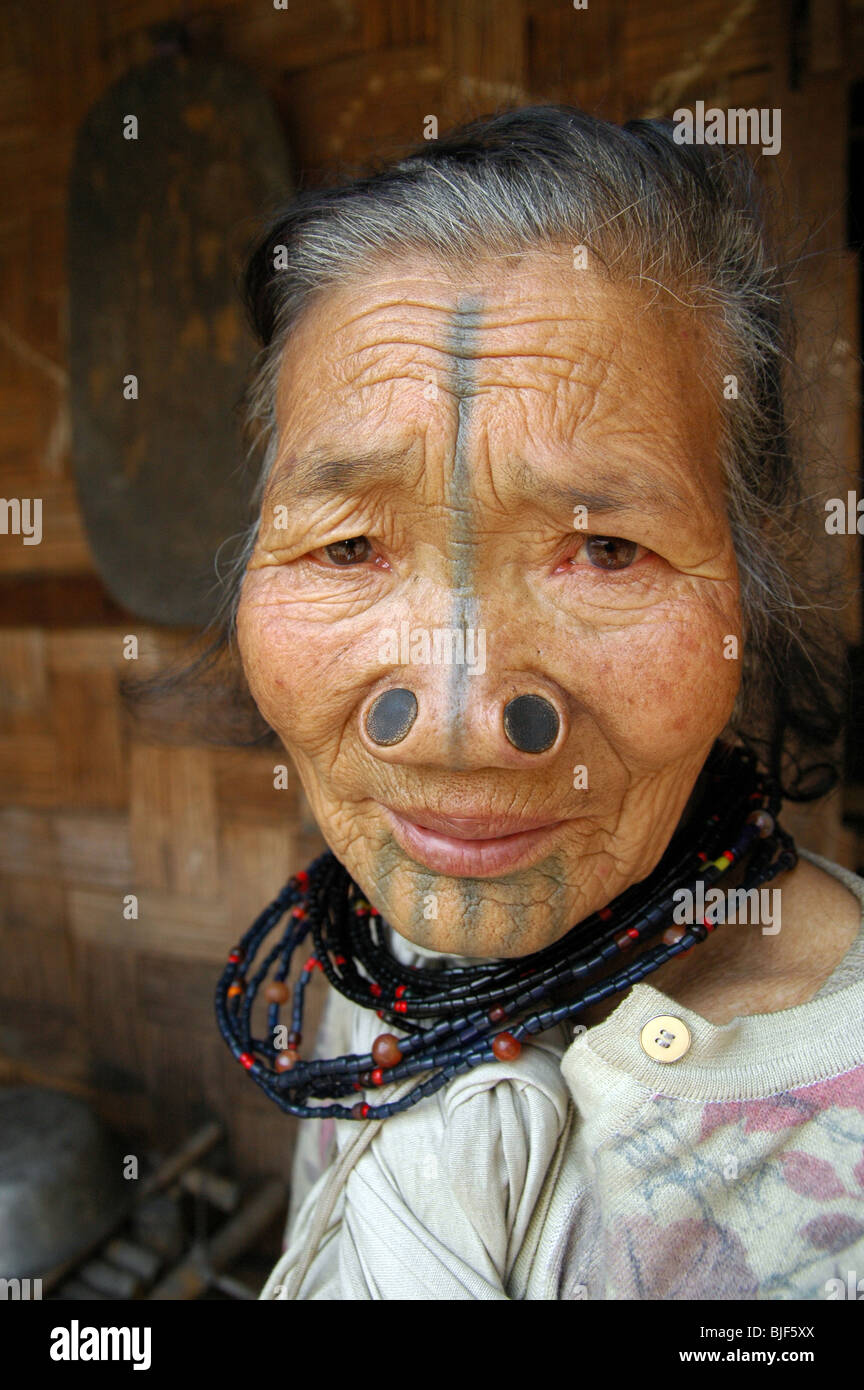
[260,849,864,1300]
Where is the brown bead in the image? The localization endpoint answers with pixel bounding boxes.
[747,809,775,839]
[371,1033,403,1067]
[488,1005,506,1024]
[264,981,290,1004]
[492,1032,522,1062]
[275,1048,299,1072]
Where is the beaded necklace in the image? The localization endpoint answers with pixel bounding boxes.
[215,743,796,1121]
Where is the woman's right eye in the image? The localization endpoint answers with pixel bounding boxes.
[322,537,373,566]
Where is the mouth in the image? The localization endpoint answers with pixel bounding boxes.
[379,804,565,877]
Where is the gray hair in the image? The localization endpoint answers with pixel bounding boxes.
[167,106,847,798]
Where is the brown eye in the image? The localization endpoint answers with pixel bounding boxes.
[324,536,373,566]
[585,536,639,571]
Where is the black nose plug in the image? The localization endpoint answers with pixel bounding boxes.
[503,694,560,753]
[365,688,419,746]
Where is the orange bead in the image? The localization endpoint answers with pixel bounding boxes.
[264,981,290,1004]
[372,1033,403,1067]
[227,983,243,999]
[275,1048,299,1071]
[492,1032,522,1061]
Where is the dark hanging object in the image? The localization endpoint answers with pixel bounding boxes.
[67,53,292,625]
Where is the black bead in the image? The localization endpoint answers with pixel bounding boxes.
[503,693,559,753]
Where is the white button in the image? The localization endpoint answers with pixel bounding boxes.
[639,1014,691,1062]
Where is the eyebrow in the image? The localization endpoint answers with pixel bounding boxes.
[262,446,692,520]
[262,448,414,507]
[504,458,693,520]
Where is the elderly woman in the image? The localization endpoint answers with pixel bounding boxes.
[213,106,864,1300]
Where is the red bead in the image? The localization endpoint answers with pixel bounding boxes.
[376,1009,384,1018]
[227,950,243,963]
[239,1052,255,1070]
[303,956,320,972]
[291,906,307,920]
[333,954,347,966]
[264,981,290,1004]
[394,1000,408,1013]
[352,1081,363,1091]
[371,1068,383,1085]
[351,1102,370,1119]
[369,982,382,998]
[286,1030,301,1047]
[626,927,639,940]
[275,1048,299,1071]
[697,851,707,862]
[372,1033,403,1067]
[598,907,613,921]
[295,870,310,888]
[395,985,407,998]
[492,1032,522,1062]
[488,1005,506,1023]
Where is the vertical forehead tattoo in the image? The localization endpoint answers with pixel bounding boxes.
[444,295,484,767]
[443,297,486,931]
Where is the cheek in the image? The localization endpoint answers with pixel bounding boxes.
[579,599,741,763]
[236,585,367,754]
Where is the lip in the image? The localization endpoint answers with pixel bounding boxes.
[380,804,565,877]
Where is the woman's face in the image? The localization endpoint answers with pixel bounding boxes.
[237,248,742,956]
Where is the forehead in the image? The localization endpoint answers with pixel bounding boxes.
[271,248,720,490]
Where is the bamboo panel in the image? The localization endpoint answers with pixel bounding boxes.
[68,885,234,962]
[0,877,72,1009]
[47,629,134,672]
[53,812,132,887]
[0,732,63,808]
[220,0,366,77]
[279,46,443,177]
[0,630,48,729]
[211,747,301,821]
[620,0,775,113]
[0,807,59,876]
[524,1,621,113]
[75,939,151,1093]
[128,744,219,892]
[219,818,301,928]
[49,667,128,808]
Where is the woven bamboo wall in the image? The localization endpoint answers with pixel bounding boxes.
[0,0,861,1177]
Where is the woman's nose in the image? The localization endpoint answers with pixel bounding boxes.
[359,681,568,766]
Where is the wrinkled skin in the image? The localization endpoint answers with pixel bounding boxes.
[237,248,746,959]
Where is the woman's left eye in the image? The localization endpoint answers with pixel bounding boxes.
[570,535,645,571]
